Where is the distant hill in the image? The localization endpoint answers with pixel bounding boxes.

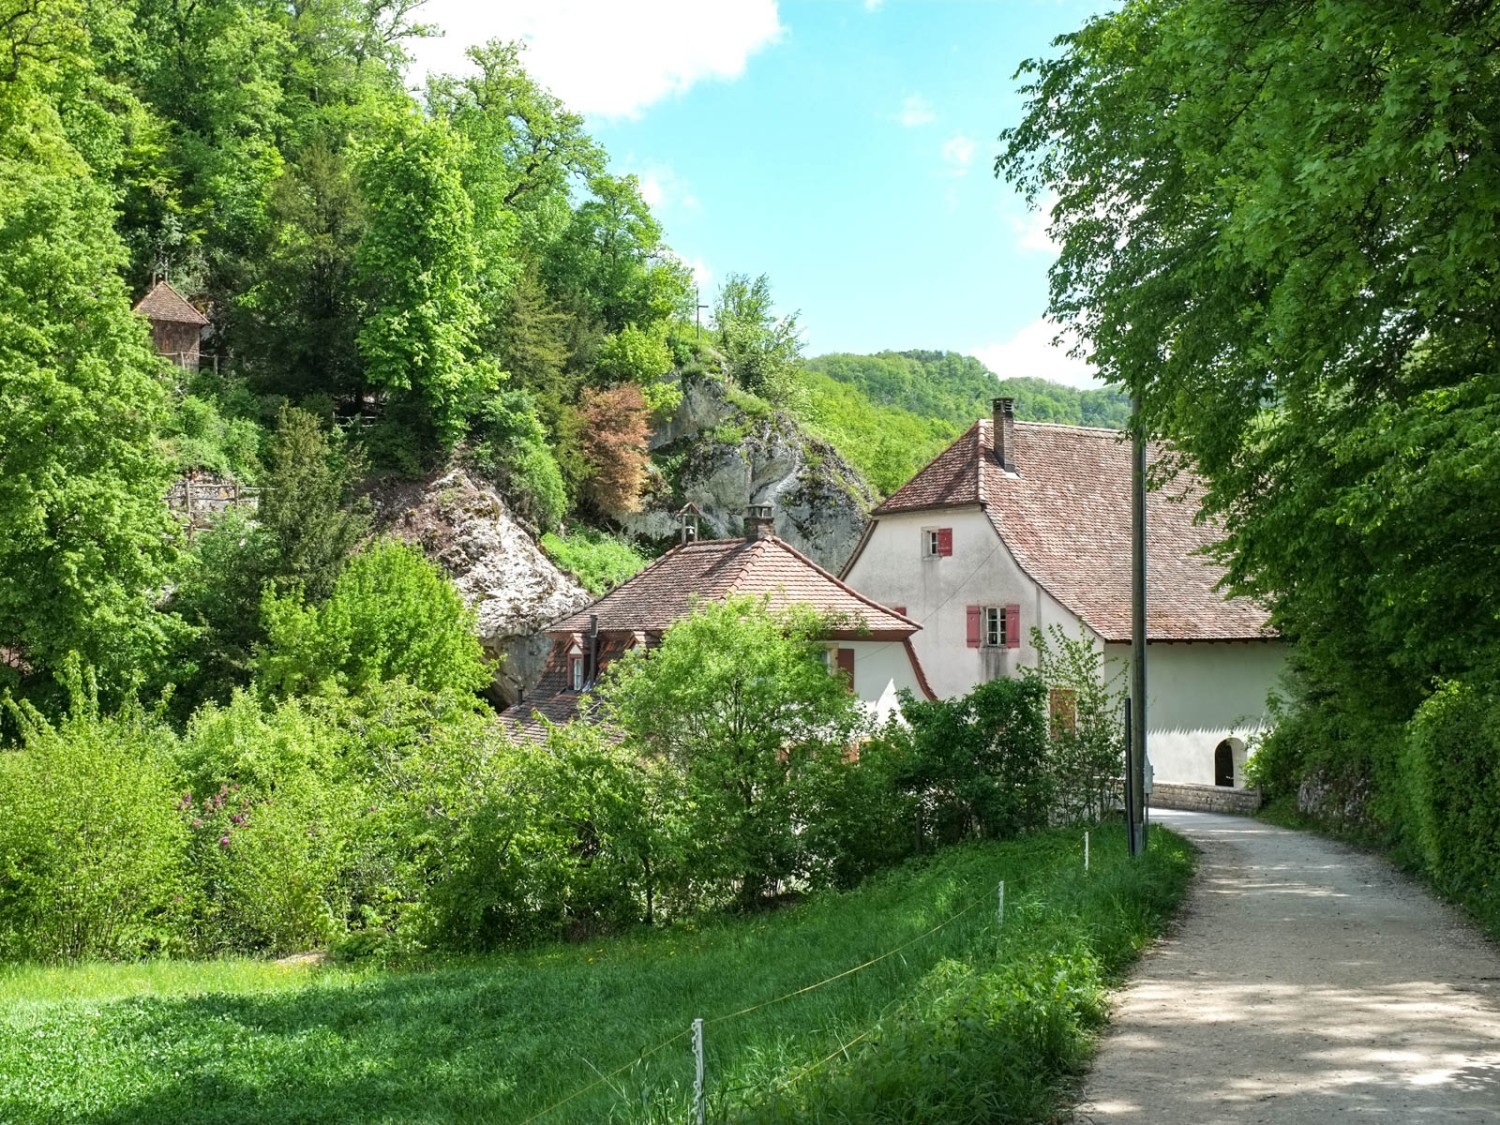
[791,350,1129,497]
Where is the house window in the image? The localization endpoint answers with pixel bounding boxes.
[569,656,585,692]
[923,527,953,558]
[966,604,1021,649]
[836,647,855,693]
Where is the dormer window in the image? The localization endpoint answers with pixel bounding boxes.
[569,655,585,692]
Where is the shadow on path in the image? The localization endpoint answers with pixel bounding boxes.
[1075,811,1500,1123]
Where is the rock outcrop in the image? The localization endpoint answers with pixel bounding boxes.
[370,470,591,706]
[623,376,874,572]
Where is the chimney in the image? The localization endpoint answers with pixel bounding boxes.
[744,503,775,540]
[992,396,1016,473]
[587,613,599,689]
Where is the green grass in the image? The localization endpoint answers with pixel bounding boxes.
[0,826,1193,1124]
[540,529,652,594]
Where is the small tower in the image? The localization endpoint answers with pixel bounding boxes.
[677,502,703,544]
[133,279,209,370]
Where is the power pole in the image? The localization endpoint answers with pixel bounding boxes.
[1128,394,1149,856]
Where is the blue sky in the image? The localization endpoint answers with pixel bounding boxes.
[408,1,1108,387]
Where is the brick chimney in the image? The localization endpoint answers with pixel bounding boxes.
[992,396,1016,473]
[744,503,775,540]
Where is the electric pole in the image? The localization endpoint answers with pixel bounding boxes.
[1128,394,1149,856]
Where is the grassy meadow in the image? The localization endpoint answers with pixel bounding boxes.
[0,825,1193,1124]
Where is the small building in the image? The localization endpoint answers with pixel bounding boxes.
[132,279,209,370]
[500,507,935,743]
[840,398,1285,788]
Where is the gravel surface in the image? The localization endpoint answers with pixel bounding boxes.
[1074,809,1500,1123]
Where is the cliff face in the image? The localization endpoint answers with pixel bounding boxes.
[371,470,591,706]
[622,376,873,572]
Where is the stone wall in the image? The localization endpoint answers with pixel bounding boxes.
[1151,782,1263,815]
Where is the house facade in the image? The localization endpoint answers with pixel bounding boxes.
[501,508,935,743]
[841,398,1285,788]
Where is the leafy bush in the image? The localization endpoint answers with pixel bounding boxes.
[1024,625,1126,822]
[176,691,356,954]
[577,383,652,515]
[894,677,1053,845]
[0,676,187,961]
[471,390,569,529]
[540,528,651,593]
[259,537,492,698]
[1400,681,1500,930]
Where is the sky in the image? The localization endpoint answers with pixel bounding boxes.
[406,0,1109,388]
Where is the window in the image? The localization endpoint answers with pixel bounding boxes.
[922,527,953,558]
[836,647,855,693]
[966,604,1020,649]
[569,655,585,692]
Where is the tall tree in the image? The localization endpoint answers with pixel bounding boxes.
[997,0,1500,823]
[714,272,802,402]
[0,74,180,703]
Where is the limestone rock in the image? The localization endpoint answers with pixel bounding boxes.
[624,376,873,572]
[370,470,591,705]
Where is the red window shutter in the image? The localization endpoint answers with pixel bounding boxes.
[937,528,953,556]
[1004,604,1021,649]
[892,606,907,617]
[836,648,856,693]
[965,605,981,648]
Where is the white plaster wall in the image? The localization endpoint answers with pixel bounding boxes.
[842,509,1088,698]
[1103,641,1287,786]
[841,639,927,723]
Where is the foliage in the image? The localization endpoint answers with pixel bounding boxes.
[470,389,569,529]
[1398,681,1500,933]
[714,272,803,403]
[998,0,1500,915]
[593,322,681,415]
[540,528,651,594]
[0,671,186,961]
[894,677,1053,845]
[576,383,653,515]
[164,395,265,483]
[1024,625,1126,823]
[0,828,1195,1124]
[352,109,501,446]
[0,83,181,703]
[259,538,491,699]
[603,596,869,908]
[256,405,371,603]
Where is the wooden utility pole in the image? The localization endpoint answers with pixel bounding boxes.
[1128,394,1149,856]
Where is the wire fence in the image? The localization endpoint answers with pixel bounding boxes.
[516,885,993,1125]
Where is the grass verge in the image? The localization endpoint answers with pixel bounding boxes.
[0,825,1193,1124]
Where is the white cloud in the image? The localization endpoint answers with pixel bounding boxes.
[864,0,886,11]
[1010,192,1059,253]
[406,0,783,119]
[970,319,1101,389]
[941,131,976,175]
[897,95,934,128]
[633,164,701,214]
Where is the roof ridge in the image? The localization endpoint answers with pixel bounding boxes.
[1013,419,1127,435]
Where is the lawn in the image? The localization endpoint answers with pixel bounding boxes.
[0,825,1193,1124]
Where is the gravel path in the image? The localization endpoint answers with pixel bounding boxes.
[1074,809,1500,1123]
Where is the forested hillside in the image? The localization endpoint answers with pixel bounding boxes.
[797,350,1129,494]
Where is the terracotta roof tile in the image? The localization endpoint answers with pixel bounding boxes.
[872,419,1270,642]
[133,280,210,325]
[549,536,919,639]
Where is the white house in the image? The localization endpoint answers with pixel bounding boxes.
[840,398,1285,788]
[501,507,935,742]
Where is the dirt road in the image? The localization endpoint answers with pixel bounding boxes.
[1074,809,1500,1123]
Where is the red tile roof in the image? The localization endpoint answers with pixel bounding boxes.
[870,420,1270,643]
[133,280,209,325]
[549,535,920,640]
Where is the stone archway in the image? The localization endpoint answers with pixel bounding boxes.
[1214,739,1235,787]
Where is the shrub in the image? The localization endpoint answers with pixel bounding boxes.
[895,677,1053,846]
[259,537,492,698]
[0,674,188,961]
[1024,625,1126,823]
[177,691,356,954]
[540,528,650,594]
[1400,681,1500,928]
[471,390,569,529]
